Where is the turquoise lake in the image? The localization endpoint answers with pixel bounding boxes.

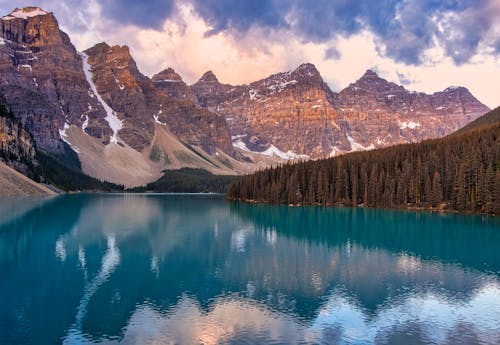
[0,194,499,345]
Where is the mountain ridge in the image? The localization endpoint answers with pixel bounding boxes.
[190,63,489,158]
[0,6,493,191]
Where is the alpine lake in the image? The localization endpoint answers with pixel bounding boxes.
[0,194,499,345]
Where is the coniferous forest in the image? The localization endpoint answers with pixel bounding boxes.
[227,108,500,215]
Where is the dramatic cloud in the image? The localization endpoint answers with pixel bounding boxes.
[0,0,498,108]
[192,0,287,35]
[99,0,177,29]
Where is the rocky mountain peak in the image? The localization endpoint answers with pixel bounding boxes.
[198,70,219,84]
[287,62,327,90]
[85,43,134,65]
[293,63,321,77]
[152,68,183,82]
[84,42,140,90]
[191,70,232,108]
[360,69,379,79]
[0,6,108,153]
[355,69,388,86]
[2,7,50,20]
[0,6,66,48]
[444,85,467,93]
[88,41,110,52]
[345,69,403,95]
[152,67,198,103]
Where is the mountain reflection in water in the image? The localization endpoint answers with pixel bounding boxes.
[0,194,498,345]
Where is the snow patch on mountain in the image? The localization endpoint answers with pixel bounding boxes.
[153,114,166,125]
[261,145,309,160]
[329,146,342,157]
[81,115,89,131]
[347,134,375,152]
[59,122,80,153]
[232,139,251,152]
[398,120,420,130]
[112,73,125,90]
[267,79,297,93]
[80,52,123,144]
[3,7,48,20]
[153,106,166,125]
[249,89,258,101]
[233,139,308,160]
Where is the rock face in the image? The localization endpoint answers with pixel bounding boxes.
[191,66,490,158]
[83,42,156,151]
[0,112,37,176]
[150,67,233,155]
[0,7,236,186]
[151,68,198,103]
[192,64,349,158]
[0,7,111,153]
[83,43,233,155]
[336,70,491,149]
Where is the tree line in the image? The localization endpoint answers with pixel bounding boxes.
[227,109,499,215]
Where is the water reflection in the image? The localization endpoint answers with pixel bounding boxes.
[0,194,498,345]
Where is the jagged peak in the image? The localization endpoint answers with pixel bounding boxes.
[85,42,133,60]
[85,41,110,53]
[2,7,50,21]
[444,85,467,93]
[110,44,130,53]
[296,62,317,70]
[198,70,219,83]
[360,69,380,79]
[293,62,320,75]
[152,68,183,82]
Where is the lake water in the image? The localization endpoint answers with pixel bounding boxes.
[0,194,499,345]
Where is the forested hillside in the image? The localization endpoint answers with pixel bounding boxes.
[227,108,499,214]
[130,168,237,193]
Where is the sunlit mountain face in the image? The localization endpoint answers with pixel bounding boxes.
[0,194,499,344]
[1,0,498,110]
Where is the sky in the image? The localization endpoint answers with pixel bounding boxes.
[1,0,499,108]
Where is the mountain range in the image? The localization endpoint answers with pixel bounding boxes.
[0,7,491,189]
[228,106,500,214]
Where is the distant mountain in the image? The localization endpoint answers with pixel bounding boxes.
[336,70,490,150]
[192,63,347,158]
[0,6,493,191]
[192,66,490,159]
[228,108,500,214]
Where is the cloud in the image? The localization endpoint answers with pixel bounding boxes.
[2,0,498,66]
[99,0,177,29]
[192,0,287,35]
[183,0,499,66]
[397,72,412,86]
[324,47,341,61]
[0,1,498,108]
